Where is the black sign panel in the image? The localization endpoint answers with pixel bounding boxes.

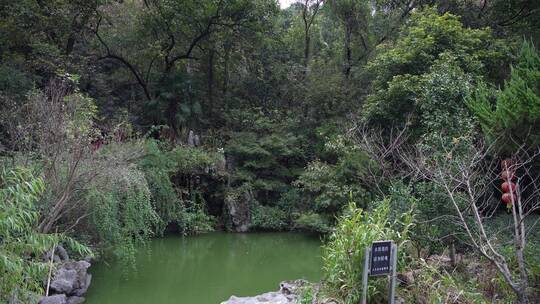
[370,241,392,276]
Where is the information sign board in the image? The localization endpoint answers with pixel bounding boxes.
[370,240,392,276]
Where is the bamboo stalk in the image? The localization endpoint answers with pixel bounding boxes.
[45,235,57,297]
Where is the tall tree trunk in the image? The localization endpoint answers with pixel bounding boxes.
[301,0,321,74]
[207,47,215,121]
[304,28,311,70]
[223,42,231,95]
[344,22,352,77]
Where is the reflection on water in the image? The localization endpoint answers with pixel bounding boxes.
[85,232,322,304]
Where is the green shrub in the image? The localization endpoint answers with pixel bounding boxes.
[169,145,220,173]
[250,203,288,231]
[180,191,215,234]
[293,212,332,233]
[385,179,470,256]
[181,205,215,234]
[294,132,373,216]
[322,197,414,303]
[294,160,367,214]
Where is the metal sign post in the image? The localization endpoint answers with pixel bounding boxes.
[389,243,397,304]
[360,241,397,304]
[361,247,370,304]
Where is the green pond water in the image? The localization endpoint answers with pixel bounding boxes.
[85,232,323,304]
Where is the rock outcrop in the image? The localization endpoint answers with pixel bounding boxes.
[49,260,92,297]
[221,280,307,304]
[39,249,92,304]
[187,130,201,147]
[39,294,67,304]
[225,188,253,232]
[42,245,69,264]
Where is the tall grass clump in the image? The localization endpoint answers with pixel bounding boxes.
[322,197,414,303]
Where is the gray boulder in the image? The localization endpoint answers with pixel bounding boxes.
[225,189,253,232]
[222,292,292,304]
[216,154,227,174]
[49,260,92,296]
[39,294,67,304]
[67,296,85,304]
[221,280,306,304]
[42,245,69,263]
[55,245,69,262]
[187,130,195,146]
[279,280,307,295]
[50,269,78,294]
[72,274,92,297]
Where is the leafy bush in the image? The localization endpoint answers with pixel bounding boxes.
[181,205,215,235]
[399,181,465,255]
[294,159,367,214]
[2,80,102,234]
[293,212,332,233]
[0,167,90,302]
[322,197,414,303]
[276,188,304,214]
[250,203,288,231]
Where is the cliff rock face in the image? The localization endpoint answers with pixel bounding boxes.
[221,280,307,304]
[225,187,253,232]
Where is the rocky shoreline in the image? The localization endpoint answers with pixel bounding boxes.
[221,280,308,304]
